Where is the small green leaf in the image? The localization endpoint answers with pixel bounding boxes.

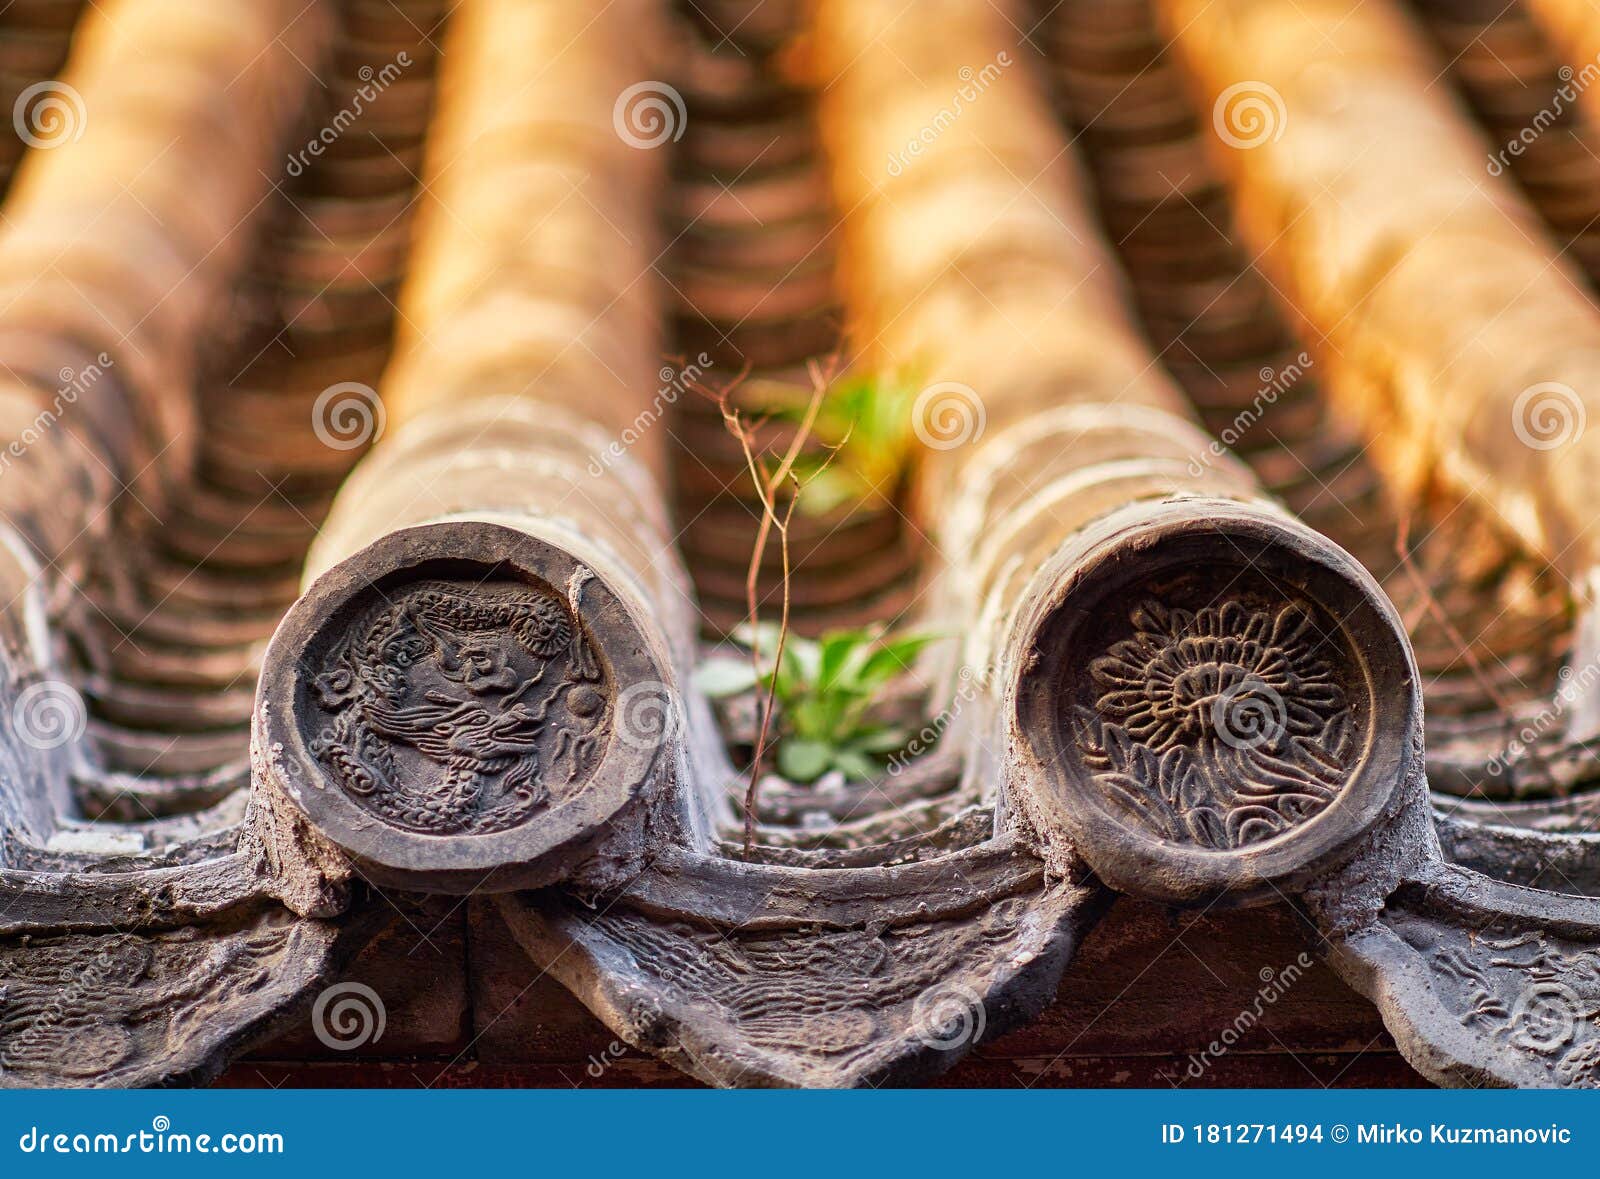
[831,750,879,782]
[831,627,890,688]
[694,658,763,698]
[781,634,820,685]
[854,727,910,754]
[786,695,840,744]
[773,373,917,517]
[855,632,943,689]
[777,738,832,783]
[818,628,878,691]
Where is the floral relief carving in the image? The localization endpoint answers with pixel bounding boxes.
[1073,599,1354,850]
[305,578,610,835]
[1424,928,1600,1088]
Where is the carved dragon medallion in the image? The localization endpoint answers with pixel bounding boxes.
[259,523,672,892]
[303,577,610,836]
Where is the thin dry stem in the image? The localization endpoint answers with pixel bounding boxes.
[714,356,843,854]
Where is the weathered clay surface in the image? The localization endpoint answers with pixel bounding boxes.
[0,911,355,1089]
[501,840,1107,1087]
[1080,597,1353,848]
[0,0,384,1090]
[257,524,677,894]
[250,0,693,898]
[306,577,606,835]
[1331,863,1600,1088]
[481,0,1600,1091]
[1041,0,1590,812]
[1012,501,1422,906]
[12,0,1600,1093]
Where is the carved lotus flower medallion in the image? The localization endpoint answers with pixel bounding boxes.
[1074,599,1353,850]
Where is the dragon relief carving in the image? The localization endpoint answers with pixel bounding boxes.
[305,577,610,835]
[0,916,307,1086]
[586,895,1036,1081]
[1073,599,1354,850]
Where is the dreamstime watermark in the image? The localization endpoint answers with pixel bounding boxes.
[1506,979,1584,1053]
[1212,81,1287,149]
[313,381,385,450]
[613,81,686,149]
[587,352,711,476]
[585,1037,633,1079]
[17,1117,283,1155]
[1487,58,1600,176]
[1485,656,1600,778]
[912,381,986,450]
[286,51,412,176]
[1211,678,1287,751]
[912,983,987,1051]
[0,940,123,1075]
[887,663,989,775]
[1165,952,1313,1082]
[581,981,691,1081]
[12,80,85,149]
[311,981,386,1051]
[885,51,1012,176]
[1512,381,1585,451]
[1186,351,1313,476]
[12,679,86,751]
[613,679,676,752]
[0,354,114,478]
[1435,938,1599,1081]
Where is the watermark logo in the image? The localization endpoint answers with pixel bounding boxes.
[17,1116,283,1155]
[887,663,988,775]
[286,51,411,177]
[1512,381,1585,451]
[1187,352,1313,476]
[1509,980,1582,1053]
[311,982,386,1051]
[585,1038,631,1079]
[1487,658,1600,777]
[886,52,1012,176]
[1211,678,1287,751]
[1,940,126,1074]
[13,680,86,751]
[0,354,113,480]
[1488,58,1600,175]
[588,352,711,476]
[312,381,385,451]
[912,381,986,450]
[911,983,986,1051]
[613,81,686,149]
[1165,953,1313,1082]
[613,680,674,751]
[13,81,85,149]
[1212,81,1287,149]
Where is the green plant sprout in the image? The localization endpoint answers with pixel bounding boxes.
[770,372,920,515]
[697,622,943,783]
